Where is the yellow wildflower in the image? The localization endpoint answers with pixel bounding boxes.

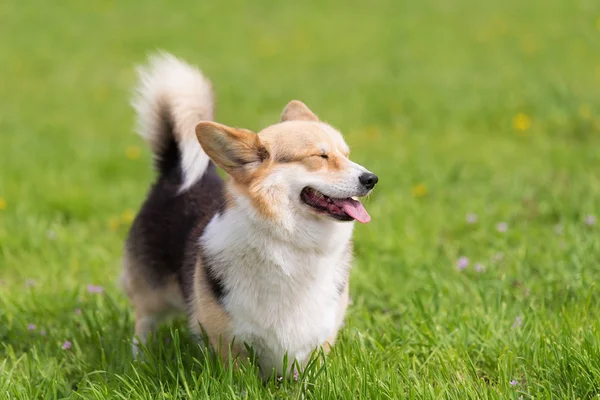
[390,101,402,114]
[94,87,109,103]
[513,113,531,132]
[493,18,508,36]
[0,197,6,210]
[126,146,141,160]
[365,126,380,139]
[579,104,592,120]
[292,30,310,51]
[108,216,120,231]
[520,36,537,54]
[257,36,278,58]
[121,209,135,224]
[412,183,428,198]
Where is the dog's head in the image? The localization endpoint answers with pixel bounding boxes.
[196,100,378,228]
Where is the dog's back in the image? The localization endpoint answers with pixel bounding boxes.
[121,54,222,353]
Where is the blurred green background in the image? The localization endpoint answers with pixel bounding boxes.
[1,0,600,398]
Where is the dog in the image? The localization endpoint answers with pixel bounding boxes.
[121,52,378,378]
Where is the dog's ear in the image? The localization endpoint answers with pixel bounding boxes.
[280,100,319,122]
[196,122,269,178]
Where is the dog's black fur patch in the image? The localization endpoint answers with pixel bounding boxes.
[125,109,227,305]
[153,108,180,174]
[179,196,227,305]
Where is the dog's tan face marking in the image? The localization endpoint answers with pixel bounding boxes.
[264,130,348,173]
[196,100,375,223]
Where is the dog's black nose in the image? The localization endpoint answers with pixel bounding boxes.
[359,172,379,190]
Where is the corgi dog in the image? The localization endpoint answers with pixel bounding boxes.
[121,53,378,378]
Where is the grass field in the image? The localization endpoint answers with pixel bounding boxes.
[1,0,600,398]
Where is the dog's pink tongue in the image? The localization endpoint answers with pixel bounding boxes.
[337,198,371,223]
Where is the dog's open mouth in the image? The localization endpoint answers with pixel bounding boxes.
[300,187,371,223]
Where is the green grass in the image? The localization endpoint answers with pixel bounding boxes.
[1,0,600,398]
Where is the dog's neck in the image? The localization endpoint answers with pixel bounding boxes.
[201,188,354,280]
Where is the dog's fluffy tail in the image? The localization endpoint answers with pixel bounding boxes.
[132,52,214,190]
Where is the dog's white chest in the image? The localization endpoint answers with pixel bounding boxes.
[225,274,339,374]
[203,210,353,375]
[219,243,345,374]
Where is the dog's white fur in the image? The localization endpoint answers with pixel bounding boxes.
[202,191,354,374]
[132,52,214,190]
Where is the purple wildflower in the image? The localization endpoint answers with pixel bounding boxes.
[585,215,596,226]
[27,324,36,331]
[457,256,469,271]
[87,284,104,294]
[512,316,523,328]
[40,329,47,336]
[474,263,485,273]
[510,379,518,386]
[496,222,508,233]
[62,340,72,350]
[293,370,299,381]
[466,213,477,224]
[25,279,36,287]
[74,308,82,315]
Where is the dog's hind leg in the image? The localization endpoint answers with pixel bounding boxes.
[121,253,186,359]
[132,312,158,358]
